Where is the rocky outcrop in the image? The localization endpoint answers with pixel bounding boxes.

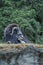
[0,44,43,65]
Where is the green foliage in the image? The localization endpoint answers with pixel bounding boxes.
[0,0,4,7]
[0,0,43,43]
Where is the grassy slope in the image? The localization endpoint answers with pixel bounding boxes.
[0,43,43,50]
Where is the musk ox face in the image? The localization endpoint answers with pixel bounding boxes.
[4,23,18,42]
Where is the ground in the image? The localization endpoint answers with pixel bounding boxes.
[0,43,43,51]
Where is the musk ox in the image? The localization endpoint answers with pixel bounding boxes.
[4,23,29,43]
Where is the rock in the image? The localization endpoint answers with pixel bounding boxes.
[0,44,43,65]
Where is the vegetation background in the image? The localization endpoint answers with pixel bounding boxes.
[0,0,43,44]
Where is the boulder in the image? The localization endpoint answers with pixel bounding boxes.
[0,44,43,65]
